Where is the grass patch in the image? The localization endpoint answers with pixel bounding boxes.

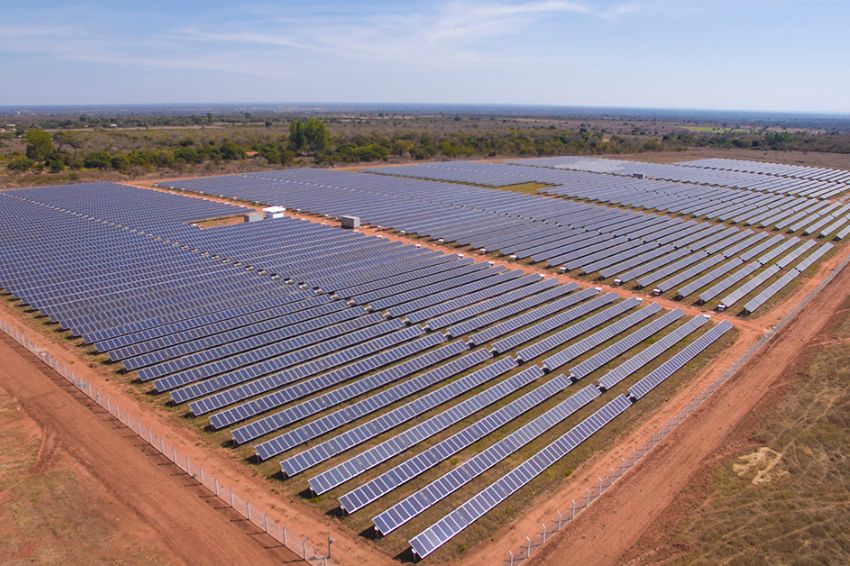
[654,338,850,564]
[492,181,557,194]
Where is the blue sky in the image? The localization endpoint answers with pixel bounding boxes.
[1,0,848,112]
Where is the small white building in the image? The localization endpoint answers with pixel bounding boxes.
[263,206,286,220]
[341,215,361,229]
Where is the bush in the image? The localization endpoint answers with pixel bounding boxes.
[219,141,245,160]
[83,151,113,169]
[7,155,34,171]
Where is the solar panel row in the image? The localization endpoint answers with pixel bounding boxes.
[409,395,633,558]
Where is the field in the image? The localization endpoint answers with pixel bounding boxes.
[0,148,849,565]
[652,340,850,564]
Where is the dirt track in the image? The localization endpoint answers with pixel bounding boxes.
[0,333,304,565]
[527,237,850,565]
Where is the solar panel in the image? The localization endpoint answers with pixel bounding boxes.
[793,242,833,273]
[306,359,533,494]
[489,293,619,354]
[698,262,761,304]
[530,301,657,368]
[628,321,733,399]
[598,315,710,391]
[278,349,498,476]
[250,339,466,459]
[568,309,683,380]
[408,394,632,559]
[369,383,600,533]
[742,271,800,314]
[223,329,439,440]
[338,372,578,516]
[464,287,600,344]
[256,346,488,461]
[717,265,781,311]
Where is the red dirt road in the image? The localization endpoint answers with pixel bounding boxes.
[527,242,850,565]
[0,333,303,566]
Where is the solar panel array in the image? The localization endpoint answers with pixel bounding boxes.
[369,161,844,239]
[0,179,742,560]
[158,166,838,314]
[512,155,848,198]
[409,395,633,558]
[678,158,850,184]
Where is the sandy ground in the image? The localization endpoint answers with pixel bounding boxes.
[0,332,303,565]
[0,380,177,565]
[526,234,850,566]
[0,304,395,566]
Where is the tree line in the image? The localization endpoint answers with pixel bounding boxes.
[4,117,850,175]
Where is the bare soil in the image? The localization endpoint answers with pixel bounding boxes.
[0,332,307,565]
[0,382,175,565]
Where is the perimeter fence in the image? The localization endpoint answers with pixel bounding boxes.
[0,318,331,566]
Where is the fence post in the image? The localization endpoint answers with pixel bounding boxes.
[541,523,547,544]
[302,538,307,560]
[585,487,590,506]
[215,478,220,496]
[508,550,514,566]
[557,511,562,531]
[284,526,288,546]
[264,513,270,532]
[571,499,577,519]
[247,501,252,521]
[172,446,177,462]
[526,536,532,558]
[200,466,205,485]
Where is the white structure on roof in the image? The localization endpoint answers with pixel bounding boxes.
[263,206,286,219]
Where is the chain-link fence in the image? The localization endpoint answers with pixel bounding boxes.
[502,250,850,565]
[0,318,331,566]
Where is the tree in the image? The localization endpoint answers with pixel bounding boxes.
[83,151,112,169]
[289,119,307,152]
[25,129,55,161]
[303,118,330,152]
[289,118,331,153]
[219,141,245,160]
